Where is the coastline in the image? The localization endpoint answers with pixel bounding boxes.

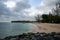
[30,23,60,33]
[1,23,60,40]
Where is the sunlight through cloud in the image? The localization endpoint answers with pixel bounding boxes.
[4,1,16,8]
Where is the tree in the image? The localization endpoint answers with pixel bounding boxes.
[35,15,41,22]
[42,14,49,23]
[42,13,54,23]
[52,3,60,23]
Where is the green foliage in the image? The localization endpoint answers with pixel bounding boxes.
[42,3,60,23]
[41,13,60,23]
[42,13,53,23]
[42,14,49,23]
[35,3,60,23]
[52,3,60,23]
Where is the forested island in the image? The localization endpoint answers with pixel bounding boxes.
[11,21,37,23]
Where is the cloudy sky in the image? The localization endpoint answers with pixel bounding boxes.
[0,0,60,22]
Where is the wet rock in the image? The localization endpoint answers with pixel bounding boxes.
[3,32,60,40]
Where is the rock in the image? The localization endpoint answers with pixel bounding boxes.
[2,32,60,40]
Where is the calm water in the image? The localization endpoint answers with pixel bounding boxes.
[0,22,36,38]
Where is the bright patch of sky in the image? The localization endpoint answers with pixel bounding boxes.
[29,0,42,7]
[4,1,16,8]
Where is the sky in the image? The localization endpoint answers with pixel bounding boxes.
[0,0,60,22]
[29,0,42,7]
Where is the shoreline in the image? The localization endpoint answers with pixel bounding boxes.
[29,23,60,33]
[0,23,60,40]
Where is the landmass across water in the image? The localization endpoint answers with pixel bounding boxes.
[11,21,60,32]
[11,21,37,23]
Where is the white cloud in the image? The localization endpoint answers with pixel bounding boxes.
[37,0,60,14]
[4,1,16,8]
[24,0,60,18]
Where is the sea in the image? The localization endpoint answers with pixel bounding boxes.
[0,22,37,38]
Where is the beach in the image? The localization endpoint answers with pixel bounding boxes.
[30,23,60,33]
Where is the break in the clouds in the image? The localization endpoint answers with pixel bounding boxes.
[0,0,60,22]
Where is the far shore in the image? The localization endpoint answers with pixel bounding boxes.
[29,23,60,33]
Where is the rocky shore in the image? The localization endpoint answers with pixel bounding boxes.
[0,32,60,40]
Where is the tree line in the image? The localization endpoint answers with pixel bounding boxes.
[35,3,60,23]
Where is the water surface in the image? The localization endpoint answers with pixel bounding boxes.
[0,22,36,38]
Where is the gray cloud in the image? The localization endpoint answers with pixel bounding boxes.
[0,0,31,22]
[0,0,60,22]
[14,0,30,12]
[0,2,11,16]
